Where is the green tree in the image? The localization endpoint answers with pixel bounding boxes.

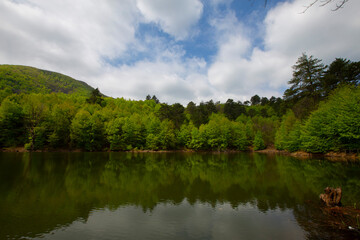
[284,53,326,101]
[224,99,246,121]
[275,111,297,150]
[321,58,360,96]
[284,53,327,118]
[229,121,249,150]
[86,88,104,106]
[158,119,176,150]
[0,97,26,147]
[122,114,146,150]
[301,86,360,152]
[177,123,194,148]
[70,109,106,151]
[250,95,261,106]
[106,117,126,151]
[253,131,266,150]
[22,94,50,150]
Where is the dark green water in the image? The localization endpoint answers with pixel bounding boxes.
[0,152,360,240]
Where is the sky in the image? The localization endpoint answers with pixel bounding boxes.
[1,0,359,104]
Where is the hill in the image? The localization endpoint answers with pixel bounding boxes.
[0,65,94,97]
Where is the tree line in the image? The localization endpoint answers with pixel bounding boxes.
[0,54,359,153]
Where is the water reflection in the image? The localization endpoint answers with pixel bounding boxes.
[0,152,359,239]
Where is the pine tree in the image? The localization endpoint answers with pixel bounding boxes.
[284,53,326,102]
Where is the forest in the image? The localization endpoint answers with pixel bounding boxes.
[0,53,359,153]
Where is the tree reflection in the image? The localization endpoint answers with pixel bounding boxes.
[0,152,359,239]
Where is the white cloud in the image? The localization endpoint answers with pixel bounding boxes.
[207,0,360,100]
[96,56,208,104]
[1,0,359,104]
[136,0,203,40]
[0,0,138,79]
[264,0,360,62]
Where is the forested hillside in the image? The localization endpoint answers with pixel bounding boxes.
[0,55,359,153]
[0,65,94,101]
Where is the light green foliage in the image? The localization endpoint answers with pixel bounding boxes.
[48,100,77,148]
[275,111,298,150]
[202,114,231,150]
[1,58,358,153]
[70,109,93,150]
[21,94,50,150]
[229,121,249,150]
[0,65,93,97]
[189,127,204,150]
[253,131,266,150]
[158,120,176,150]
[145,115,161,150]
[189,114,249,151]
[122,114,146,150]
[177,123,194,148]
[286,121,302,152]
[301,86,360,152]
[70,109,106,151]
[106,117,126,151]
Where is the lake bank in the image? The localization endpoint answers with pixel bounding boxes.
[1,146,359,161]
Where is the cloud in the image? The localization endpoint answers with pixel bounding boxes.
[207,0,360,100]
[0,0,138,78]
[264,0,360,62]
[97,53,209,104]
[1,0,359,104]
[136,0,203,40]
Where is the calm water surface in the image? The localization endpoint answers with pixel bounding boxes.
[0,152,360,239]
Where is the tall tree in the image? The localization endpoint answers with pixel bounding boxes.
[224,99,246,121]
[151,95,160,104]
[321,58,360,96]
[250,95,261,105]
[86,88,104,106]
[284,53,326,102]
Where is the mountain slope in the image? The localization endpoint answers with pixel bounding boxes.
[0,65,94,96]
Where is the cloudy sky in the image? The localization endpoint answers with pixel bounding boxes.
[1,0,359,104]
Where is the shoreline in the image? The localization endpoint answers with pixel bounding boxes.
[1,147,359,161]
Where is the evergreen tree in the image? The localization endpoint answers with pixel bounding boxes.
[86,88,104,106]
[284,53,326,102]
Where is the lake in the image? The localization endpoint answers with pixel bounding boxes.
[0,152,359,239]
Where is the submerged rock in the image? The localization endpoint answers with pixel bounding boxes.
[319,187,342,207]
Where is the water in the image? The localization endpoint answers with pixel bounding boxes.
[0,152,359,239]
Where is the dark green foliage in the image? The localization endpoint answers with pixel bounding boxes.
[284,53,327,119]
[186,100,217,127]
[284,53,326,102]
[251,115,279,147]
[224,99,246,120]
[152,95,160,104]
[86,88,105,106]
[0,97,26,147]
[158,103,185,129]
[321,58,360,96]
[250,95,261,105]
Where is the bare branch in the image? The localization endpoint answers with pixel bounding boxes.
[319,0,332,7]
[332,0,349,11]
[300,0,319,14]
[300,0,350,13]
